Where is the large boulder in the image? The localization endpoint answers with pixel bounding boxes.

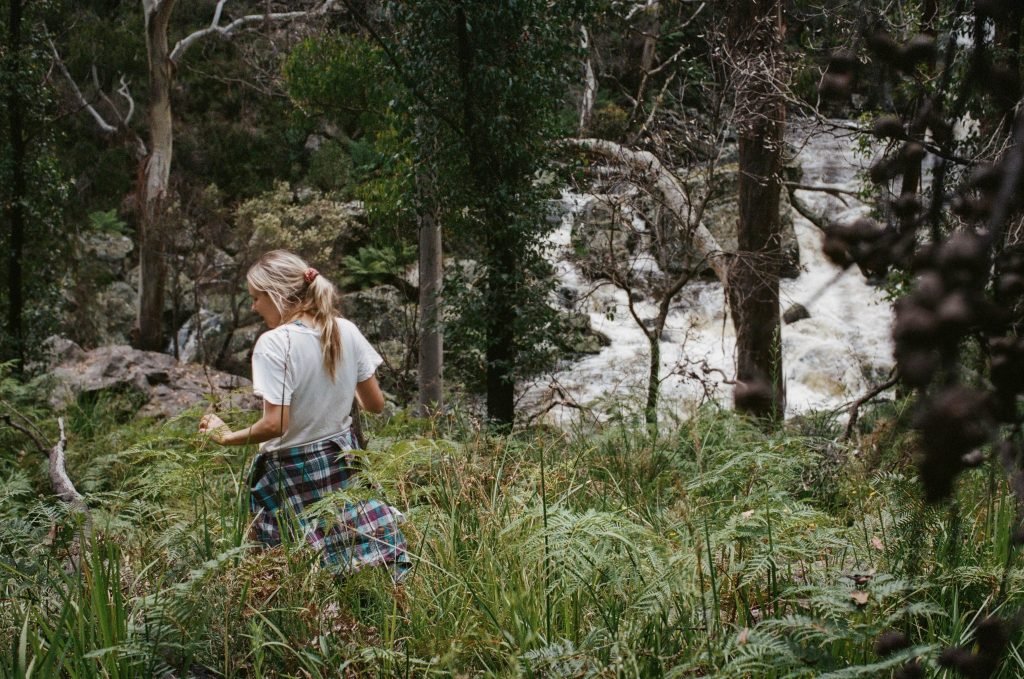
[48,344,258,419]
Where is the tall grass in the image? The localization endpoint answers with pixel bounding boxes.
[2,391,1024,677]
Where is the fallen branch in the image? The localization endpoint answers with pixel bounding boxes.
[843,371,899,441]
[565,137,730,285]
[786,184,830,232]
[49,418,90,519]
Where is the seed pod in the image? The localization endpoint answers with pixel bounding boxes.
[891,192,920,218]
[873,115,904,139]
[897,348,940,388]
[900,142,926,164]
[734,378,774,415]
[961,449,986,467]
[823,232,853,267]
[866,29,900,63]
[819,72,854,100]
[936,291,974,332]
[936,231,990,288]
[974,615,1010,658]
[828,49,859,74]
[969,164,1003,193]
[894,660,924,679]
[912,271,945,309]
[894,302,938,344]
[996,273,1024,300]
[899,34,936,68]
[869,157,899,184]
[875,630,910,657]
[952,194,991,221]
[925,110,953,143]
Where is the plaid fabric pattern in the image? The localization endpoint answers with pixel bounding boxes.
[248,430,410,578]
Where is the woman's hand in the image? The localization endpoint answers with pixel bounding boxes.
[199,413,231,444]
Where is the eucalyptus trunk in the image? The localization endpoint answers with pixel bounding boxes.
[417,199,443,416]
[137,0,177,351]
[726,0,786,421]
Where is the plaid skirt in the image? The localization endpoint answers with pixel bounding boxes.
[248,430,410,578]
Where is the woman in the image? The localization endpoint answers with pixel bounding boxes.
[199,250,409,578]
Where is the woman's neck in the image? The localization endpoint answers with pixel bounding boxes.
[283,311,318,327]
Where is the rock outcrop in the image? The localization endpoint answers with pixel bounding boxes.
[47,342,258,419]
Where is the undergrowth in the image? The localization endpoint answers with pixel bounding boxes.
[2,385,1024,677]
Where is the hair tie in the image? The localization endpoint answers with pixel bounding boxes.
[303,267,319,284]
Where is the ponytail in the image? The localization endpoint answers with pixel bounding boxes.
[247,250,343,379]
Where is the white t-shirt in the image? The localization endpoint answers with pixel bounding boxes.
[251,317,383,452]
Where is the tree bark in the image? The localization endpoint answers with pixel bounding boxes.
[5,0,25,365]
[417,186,443,416]
[579,26,597,134]
[726,0,786,421]
[136,0,177,351]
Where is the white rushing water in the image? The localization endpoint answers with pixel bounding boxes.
[520,120,894,425]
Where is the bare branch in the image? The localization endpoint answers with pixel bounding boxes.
[50,39,117,135]
[117,75,137,125]
[1,414,49,456]
[842,371,899,441]
[170,0,337,65]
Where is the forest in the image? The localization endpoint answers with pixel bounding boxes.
[2,0,1024,676]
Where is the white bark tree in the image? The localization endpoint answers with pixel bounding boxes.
[60,1,338,350]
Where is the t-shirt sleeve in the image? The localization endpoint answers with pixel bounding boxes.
[344,319,384,382]
[251,332,294,405]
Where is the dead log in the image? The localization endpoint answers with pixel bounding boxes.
[565,137,730,285]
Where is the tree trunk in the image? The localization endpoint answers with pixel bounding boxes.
[137,0,177,351]
[897,0,939,223]
[645,329,660,425]
[417,189,443,416]
[726,0,786,421]
[579,26,597,134]
[5,0,25,366]
[455,2,516,427]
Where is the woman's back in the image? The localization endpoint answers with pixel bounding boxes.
[251,317,382,451]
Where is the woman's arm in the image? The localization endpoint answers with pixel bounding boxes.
[355,375,385,414]
[199,401,290,446]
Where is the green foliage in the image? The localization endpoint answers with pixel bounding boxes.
[87,209,129,236]
[283,34,390,137]
[387,0,582,411]
[0,0,71,365]
[306,139,354,196]
[340,244,417,290]
[4,387,1024,676]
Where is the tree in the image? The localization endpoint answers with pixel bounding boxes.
[0,0,67,366]
[56,0,337,351]
[386,0,579,427]
[724,0,786,421]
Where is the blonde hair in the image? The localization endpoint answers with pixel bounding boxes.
[247,250,342,379]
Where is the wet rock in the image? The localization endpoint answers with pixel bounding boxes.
[562,312,611,356]
[94,281,138,346]
[341,285,411,345]
[81,232,133,275]
[48,345,258,418]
